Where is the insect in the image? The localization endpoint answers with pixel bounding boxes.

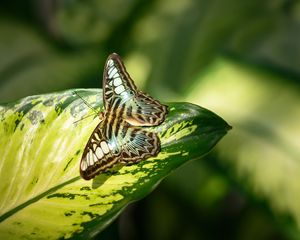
[80,53,168,180]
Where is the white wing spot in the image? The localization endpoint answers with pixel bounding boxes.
[101,141,110,154]
[87,152,91,166]
[92,153,98,164]
[93,144,97,151]
[88,149,94,165]
[115,85,125,94]
[108,67,113,75]
[109,68,118,79]
[113,77,122,86]
[107,59,114,67]
[113,72,120,79]
[108,141,116,151]
[94,133,100,141]
[120,91,132,102]
[81,160,87,171]
[95,147,104,159]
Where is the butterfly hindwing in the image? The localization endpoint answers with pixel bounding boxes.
[124,92,168,126]
[119,127,160,164]
[100,118,160,164]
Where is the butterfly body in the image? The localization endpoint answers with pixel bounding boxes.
[80,53,167,180]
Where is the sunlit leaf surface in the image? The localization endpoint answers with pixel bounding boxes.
[0,89,230,239]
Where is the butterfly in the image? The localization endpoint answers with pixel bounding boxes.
[80,53,168,180]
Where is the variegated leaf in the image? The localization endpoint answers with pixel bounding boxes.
[0,89,230,239]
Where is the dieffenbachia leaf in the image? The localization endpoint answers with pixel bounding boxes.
[0,89,230,239]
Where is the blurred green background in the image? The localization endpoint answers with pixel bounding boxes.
[1,0,300,239]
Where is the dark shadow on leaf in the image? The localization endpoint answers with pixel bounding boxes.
[92,165,123,189]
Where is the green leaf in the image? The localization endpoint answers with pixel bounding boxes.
[0,21,100,102]
[186,57,300,235]
[54,0,140,46]
[0,89,230,239]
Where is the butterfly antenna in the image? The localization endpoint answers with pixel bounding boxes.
[73,113,97,124]
[73,91,99,115]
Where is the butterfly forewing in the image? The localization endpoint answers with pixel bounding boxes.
[80,53,167,180]
[103,53,168,126]
[80,122,120,180]
[103,53,137,108]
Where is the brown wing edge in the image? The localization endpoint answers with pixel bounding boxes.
[80,155,120,180]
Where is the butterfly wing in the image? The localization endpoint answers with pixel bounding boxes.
[80,119,160,179]
[80,121,121,180]
[80,53,166,180]
[103,53,137,109]
[100,115,160,164]
[118,126,160,164]
[103,53,168,126]
[124,92,167,126]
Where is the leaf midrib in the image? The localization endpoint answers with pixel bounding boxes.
[0,176,80,222]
